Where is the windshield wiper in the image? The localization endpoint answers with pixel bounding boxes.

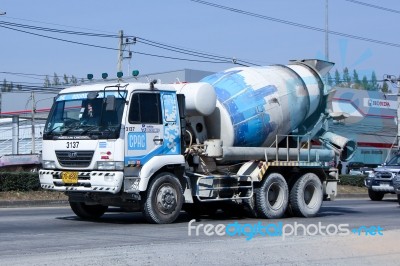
[80,125,100,135]
[61,125,81,135]
[44,125,62,135]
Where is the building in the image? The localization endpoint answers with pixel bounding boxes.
[328,87,397,168]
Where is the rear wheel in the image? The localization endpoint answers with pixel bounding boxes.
[69,202,108,219]
[289,173,323,217]
[255,173,288,219]
[368,189,384,201]
[142,172,183,224]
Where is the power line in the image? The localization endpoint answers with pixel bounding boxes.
[3,17,257,65]
[190,0,400,49]
[0,21,118,38]
[344,0,400,14]
[4,16,116,34]
[0,19,257,65]
[0,23,233,64]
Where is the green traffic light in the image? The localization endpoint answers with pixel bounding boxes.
[87,74,94,80]
[117,71,123,78]
[132,70,139,77]
[102,73,108,79]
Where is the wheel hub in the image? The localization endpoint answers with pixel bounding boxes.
[267,182,284,210]
[156,186,177,214]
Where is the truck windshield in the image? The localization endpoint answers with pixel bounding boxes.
[43,90,126,139]
[386,154,400,166]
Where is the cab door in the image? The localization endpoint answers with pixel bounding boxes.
[124,92,164,166]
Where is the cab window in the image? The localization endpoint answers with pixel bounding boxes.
[128,93,162,124]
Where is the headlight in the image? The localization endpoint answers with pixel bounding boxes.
[96,161,124,170]
[368,172,376,178]
[42,160,56,169]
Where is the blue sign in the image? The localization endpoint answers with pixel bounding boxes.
[128,132,146,150]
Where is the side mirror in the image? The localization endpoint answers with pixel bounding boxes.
[106,95,116,111]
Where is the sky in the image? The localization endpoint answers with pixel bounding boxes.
[1,0,400,97]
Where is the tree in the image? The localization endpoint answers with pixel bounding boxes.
[362,76,369,90]
[381,81,389,93]
[44,75,51,87]
[334,69,341,86]
[343,67,351,87]
[71,75,78,85]
[352,69,361,89]
[370,71,378,91]
[2,79,6,92]
[8,82,14,92]
[326,72,333,86]
[53,73,60,86]
[63,74,69,85]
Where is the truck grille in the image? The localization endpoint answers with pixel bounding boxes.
[375,172,393,179]
[55,150,94,167]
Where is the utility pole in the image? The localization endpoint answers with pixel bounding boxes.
[117,30,136,75]
[117,30,124,72]
[397,79,400,149]
[325,0,329,61]
[31,91,36,154]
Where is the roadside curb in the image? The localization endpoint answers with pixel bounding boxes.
[335,193,397,200]
[0,200,68,208]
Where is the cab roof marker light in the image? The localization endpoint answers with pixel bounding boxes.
[132,70,139,77]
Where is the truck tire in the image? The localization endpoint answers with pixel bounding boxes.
[368,189,384,201]
[289,173,323,217]
[142,172,184,224]
[243,189,258,218]
[255,173,288,219]
[69,202,108,219]
[397,194,400,205]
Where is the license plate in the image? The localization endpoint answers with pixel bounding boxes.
[380,183,390,187]
[61,171,78,184]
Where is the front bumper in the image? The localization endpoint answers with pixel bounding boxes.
[39,169,123,194]
[365,178,395,192]
[371,185,395,193]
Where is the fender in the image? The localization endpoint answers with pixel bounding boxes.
[138,154,185,191]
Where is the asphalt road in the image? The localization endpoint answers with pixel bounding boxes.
[0,199,399,266]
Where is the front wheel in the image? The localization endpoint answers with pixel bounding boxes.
[142,172,184,224]
[368,189,384,201]
[289,173,323,218]
[255,173,288,219]
[69,202,108,219]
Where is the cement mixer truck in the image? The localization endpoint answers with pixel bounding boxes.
[39,59,356,223]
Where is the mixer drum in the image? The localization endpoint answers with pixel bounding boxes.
[201,63,324,147]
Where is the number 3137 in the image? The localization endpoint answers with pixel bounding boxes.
[66,141,79,148]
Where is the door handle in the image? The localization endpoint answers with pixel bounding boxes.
[153,136,164,144]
